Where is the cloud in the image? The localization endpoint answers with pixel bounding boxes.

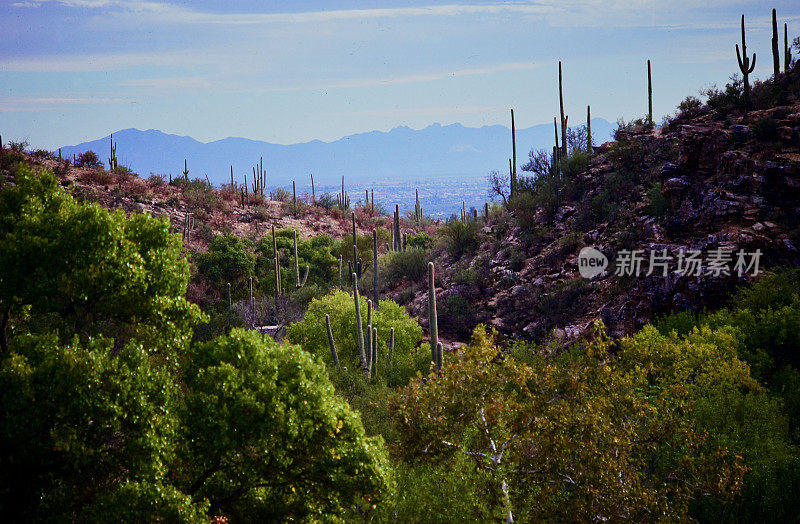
[250,62,542,93]
[0,50,204,72]
[116,75,220,90]
[0,95,129,111]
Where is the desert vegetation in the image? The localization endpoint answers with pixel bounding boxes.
[2,7,800,522]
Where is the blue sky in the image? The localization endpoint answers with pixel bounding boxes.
[1,0,799,150]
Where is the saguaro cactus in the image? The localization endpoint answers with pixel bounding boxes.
[371,326,378,377]
[325,314,339,369]
[251,157,266,197]
[393,205,401,252]
[108,134,117,172]
[353,273,367,375]
[351,213,358,281]
[311,173,315,204]
[428,261,438,366]
[558,61,568,156]
[436,342,443,372]
[736,14,756,108]
[785,23,792,73]
[510,109,517,199]
[387,327,395,366]
[773,9,780,77]
[292,181,297,216]
[415,189,423,222]
[587,105,592,156]
[372,229,379,310]
[647,59,653,126]
[183,159,189,179]
[293,229,309,289]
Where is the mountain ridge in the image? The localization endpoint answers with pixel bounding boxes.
[58,119,615,189]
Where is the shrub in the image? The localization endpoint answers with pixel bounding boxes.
[270,187,290,202]
[752,116,780,142]
[438,219,481,258]
[381,248,430,287]
[75,150,103,168]
[703,75,744,118]
[286,290,424,379]
[675,95,705,120]
[646,181,667,217]
[79,168,115,186]
[407,231,433,250]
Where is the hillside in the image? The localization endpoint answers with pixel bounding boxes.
[4,68,800,349]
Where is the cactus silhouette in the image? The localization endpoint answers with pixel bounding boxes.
[736,14,756,108]
[647,60,653,126]
[182,159,189,179]
[558,61,568,156]
[511,109,517,199]
[773,9,780,77]
[373,230,379,310]
[785,23,792,73]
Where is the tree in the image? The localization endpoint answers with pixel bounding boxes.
[177,329,394,520]
[486,170,509,205]
[0,334,184,520]
[391,324,746,522]
[194,233,256,300]
[0,164,203,355]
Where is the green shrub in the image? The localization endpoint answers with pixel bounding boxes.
[646,181,668,217]
[381,248,430,287]
[752,117,780,142]
[438,218,481,258]
[286,290,424,382]
[407,231,433,250]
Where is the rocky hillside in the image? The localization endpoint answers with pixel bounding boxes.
[391,65,800,344]
[3,64,800,348]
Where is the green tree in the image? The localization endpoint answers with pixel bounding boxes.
[0,164,202,355]
[193,233,256,301]
[0,333,183,520]
[391,325,746,522]
[177,328,393,520]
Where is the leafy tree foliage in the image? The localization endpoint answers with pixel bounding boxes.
[287,290,423,376]
[0,165,394,521]
[391,325,746,522]
[0,165,202,355]
[177,328,393,520]
[193,233,256,301]
[0,334,181,520]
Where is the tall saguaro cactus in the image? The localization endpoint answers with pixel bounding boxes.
[310,173,315,204]
[351,213,358,282]
[786,23,792,73]
[772,9,780,77]
[183,159,189,179]
[293,229,309,289]
[353,273,367,376]
[272,225,281,302]
[325,314,339,369]
[372,229,379,310]
[647,60,653,126]
[428,261,438,367]
[510,109,517,199]
[736,14,756,109]
[108,134,117,172]
[558,61,568,156]
[587,105,592,156]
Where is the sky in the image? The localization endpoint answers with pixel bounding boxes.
[1,0,799,150]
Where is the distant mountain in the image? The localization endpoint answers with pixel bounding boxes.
[59,120,615,189]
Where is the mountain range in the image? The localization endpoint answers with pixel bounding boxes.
[59,120,615,190]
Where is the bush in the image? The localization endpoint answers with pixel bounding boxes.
[286,290,424,383]
[675,95,705,120]
[381,248,430,287]
[752,116,780,142]
[704,75,744,118]
[79,168,115,186]
[646,181,667,217]
[438,219,481,258]
[75,150,103,168]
